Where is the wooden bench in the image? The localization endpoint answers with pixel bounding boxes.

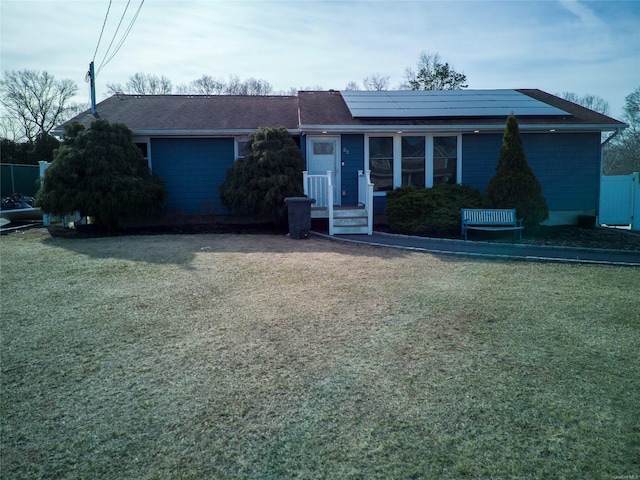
[461,208,524,241]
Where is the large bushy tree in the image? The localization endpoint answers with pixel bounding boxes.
[483,113,548,231]
[0,70,80,142]
[403,52,468,91]
[36,120,166,230]
[1,133,60,165]
[220,126,304,225]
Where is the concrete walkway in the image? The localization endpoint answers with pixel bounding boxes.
[314,231,640,267]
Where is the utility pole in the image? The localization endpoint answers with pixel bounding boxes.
[88,62,97,115]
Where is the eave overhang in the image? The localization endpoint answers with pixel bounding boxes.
[298,123,627,135]
[53,128,302,138]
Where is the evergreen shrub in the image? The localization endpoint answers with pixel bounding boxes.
[385,184,482,236]
[220,126,304,225]
[36,120,166,231]
[483,113,549,231]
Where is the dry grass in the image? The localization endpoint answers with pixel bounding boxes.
[2,228,639,479]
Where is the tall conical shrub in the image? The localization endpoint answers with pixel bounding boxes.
[483,113,548,231]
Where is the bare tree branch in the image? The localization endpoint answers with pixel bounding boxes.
[123,73,173,95]
[190,75,226,95]
[0,70,79,142]
[560,91,610,116]
[363,73,390,91]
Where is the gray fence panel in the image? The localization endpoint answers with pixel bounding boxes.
[1,164,40,198]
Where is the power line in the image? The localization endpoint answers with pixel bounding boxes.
[96,0,132,75]
[92,0,113,62]
[97,0,145,78]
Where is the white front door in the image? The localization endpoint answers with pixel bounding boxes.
[307,136,341,205]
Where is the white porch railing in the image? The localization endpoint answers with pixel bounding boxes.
[303,170,334,235]
[303,170,374,236]
[358,170,374,235]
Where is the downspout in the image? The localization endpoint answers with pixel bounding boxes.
[600,127,624,174]
[601,127,622,148]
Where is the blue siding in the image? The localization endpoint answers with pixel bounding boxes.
[523,133,600,211]
[462,133,503,192]
[151,138,234,215]
[341,134,364,205]
[300,136,307,167]
[463,132,601,211]
[374,195,388,216]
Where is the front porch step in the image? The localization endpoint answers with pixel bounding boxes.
[333,216,368,227]
[311,205,367,218]
[334,217,369,234]
[310,205,370,234]
[311,207,328,219]
[333,225,370,234]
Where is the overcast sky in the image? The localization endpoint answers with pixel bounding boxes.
[1,0,639,119]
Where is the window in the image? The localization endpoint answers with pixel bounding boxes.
[402,136,425,187]
[236,138,250,159]
[433,136,457,185]
[369,137,394,192]
[366,134,461,193]
[135,142,148,160]
[313,141,335,155]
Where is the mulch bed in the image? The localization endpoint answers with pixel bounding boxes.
[485,225,640,251]
[35,221,640,252]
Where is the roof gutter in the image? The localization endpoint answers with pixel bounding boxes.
[299,123,626,135]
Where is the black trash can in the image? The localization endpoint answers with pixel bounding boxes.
[284,197,316,239]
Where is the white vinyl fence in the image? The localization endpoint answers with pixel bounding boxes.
[599,172,639,230]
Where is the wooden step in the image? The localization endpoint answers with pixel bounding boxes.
[311,205,367,219]
[333,208,369,235]
[310,205,371,234]
[333,216,368,227]
[333,207,366,218]
[333,225,370,234]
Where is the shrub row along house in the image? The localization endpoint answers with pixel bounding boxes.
[55,89,625,234]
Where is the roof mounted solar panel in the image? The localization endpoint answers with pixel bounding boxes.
[340,90,569,118]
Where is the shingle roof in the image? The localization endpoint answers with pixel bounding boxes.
[58,94,300,133]
[57,89,625,136]
[297,90,626,130]
[517,89,625,126]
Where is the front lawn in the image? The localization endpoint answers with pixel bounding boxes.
[2,229,638,479]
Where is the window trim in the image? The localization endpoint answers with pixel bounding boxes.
[235,136,251,159]
[134,137,152,170]
[365,134,395,193]
[432,134,461,186]
[365,133,462,195]
[401,135,427,188]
